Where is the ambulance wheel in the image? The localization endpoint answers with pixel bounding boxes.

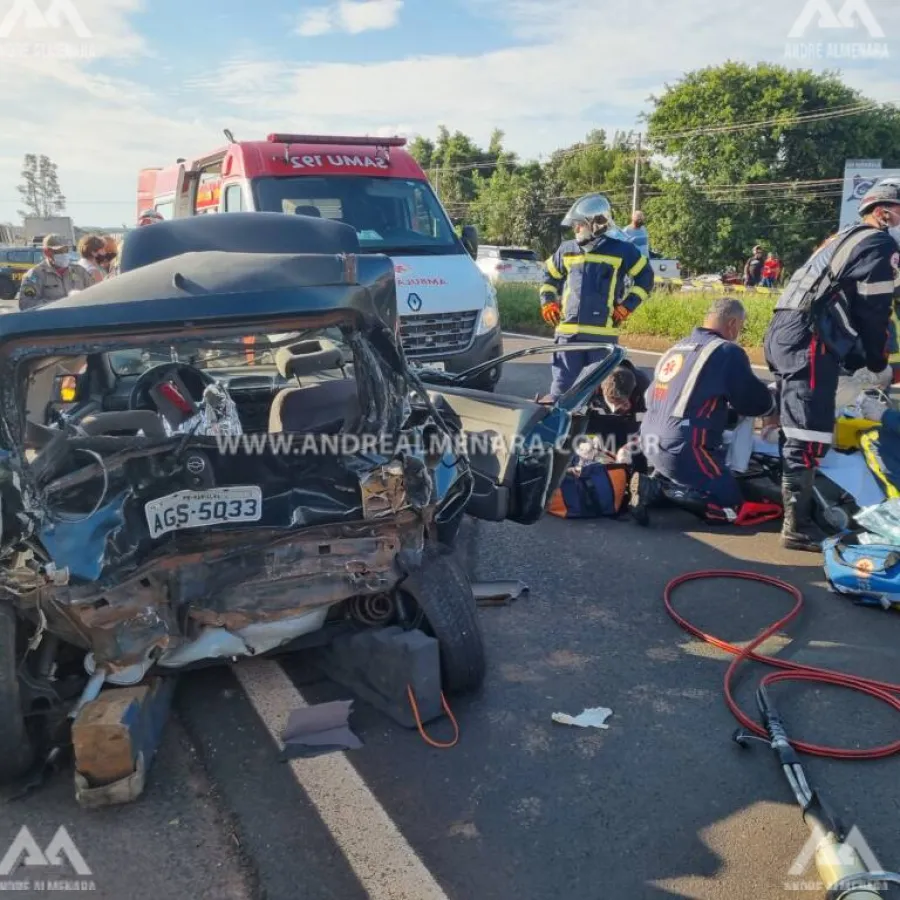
[0,604,35,783]
[398,547,486,694]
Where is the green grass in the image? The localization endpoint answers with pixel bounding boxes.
[496,282,775,348]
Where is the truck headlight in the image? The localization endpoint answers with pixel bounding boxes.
[476,281,499,336]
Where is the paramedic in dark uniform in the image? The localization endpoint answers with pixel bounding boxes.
[764,179,900,552]
[16,234,93,311]
[630,298,776,525]
[540,194,654,400]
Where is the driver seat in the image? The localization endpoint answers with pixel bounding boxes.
[268,339,358,435]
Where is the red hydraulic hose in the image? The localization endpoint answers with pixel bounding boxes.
[663,570,900,760]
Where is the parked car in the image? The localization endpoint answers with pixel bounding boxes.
[0,211,624,781]
[649,250,681,282]
[476,245,545,284]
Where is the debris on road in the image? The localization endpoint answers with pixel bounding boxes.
[280,700,362,760]
[473,581,530,606]
[551,707,613,729]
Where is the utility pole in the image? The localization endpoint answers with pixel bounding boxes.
[632,131,642,215]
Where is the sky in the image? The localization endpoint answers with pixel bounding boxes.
[0,0,897,227]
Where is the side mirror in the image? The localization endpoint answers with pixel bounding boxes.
[53,374,82,404]
[461,225,478,260]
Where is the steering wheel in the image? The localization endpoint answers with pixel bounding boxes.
[128,362,217,413]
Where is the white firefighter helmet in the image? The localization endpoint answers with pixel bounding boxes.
[561,193,614,234]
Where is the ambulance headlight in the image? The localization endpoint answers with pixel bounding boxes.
[476,281,500,336]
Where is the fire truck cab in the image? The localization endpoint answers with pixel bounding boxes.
[138,134,503,389]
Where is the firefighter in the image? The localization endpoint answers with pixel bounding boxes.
[630,297,777,526]
[764,178,900,552]
[540,193,654,400]
[16,234,93,311]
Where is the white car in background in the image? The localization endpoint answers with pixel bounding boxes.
[477,245,545,284]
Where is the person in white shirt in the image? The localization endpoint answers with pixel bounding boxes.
[76,235,108,285]
[623,211,650,257]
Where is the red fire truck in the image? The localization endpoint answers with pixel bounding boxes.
[137,133,503,389]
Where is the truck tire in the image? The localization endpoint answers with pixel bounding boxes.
[0,604,35,783]
[0,274,16,302]
[399,547,486,694]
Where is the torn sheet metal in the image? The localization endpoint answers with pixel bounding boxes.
[551,707,613,729]
[280,699,362,760]
[472,581,529,607]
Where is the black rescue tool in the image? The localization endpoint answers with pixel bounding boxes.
[736,686,900,900]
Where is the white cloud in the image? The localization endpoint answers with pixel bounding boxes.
[295,0,403,37]
[1,0,898,226]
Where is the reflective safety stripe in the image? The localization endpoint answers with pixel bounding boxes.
[545,257,563,280]
[563,252,623,310]
[782,426,834,443]
[860,429,900,499]
[628,255,649,278]
[627,284,650,305]
[671,338,727,419]
[858,280,896,297]
[555,323,618,336]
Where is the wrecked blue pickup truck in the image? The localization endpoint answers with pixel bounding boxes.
[0,212,623,782]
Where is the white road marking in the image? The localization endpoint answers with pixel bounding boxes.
[233,659,451,900]
[501,332,771,374]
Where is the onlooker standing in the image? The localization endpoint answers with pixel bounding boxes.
[16,234,93,310]
[761,251,782,288]
[623,211,650,258]
[76,234,108,285]
[743,245,764,287]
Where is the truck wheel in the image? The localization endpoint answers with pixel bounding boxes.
[399,547,486,694]
[0,604,35,783]
[0,275,15,302]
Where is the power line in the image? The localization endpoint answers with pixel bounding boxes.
[427,102,890,176]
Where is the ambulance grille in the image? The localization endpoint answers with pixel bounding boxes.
[400,311,479,358]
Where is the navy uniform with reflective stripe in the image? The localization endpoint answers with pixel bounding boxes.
[540,233,654,398]
[641,327,775,508]
[764,224,897,475]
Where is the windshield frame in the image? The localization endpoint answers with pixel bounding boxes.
[250,175,468,258]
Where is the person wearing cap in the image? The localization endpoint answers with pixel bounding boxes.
[539,193,655,400]
[16,234,93,311]
[764,178,900,552]
[138,208,164,227]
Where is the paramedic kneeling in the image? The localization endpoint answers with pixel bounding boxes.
[630,298,776,526]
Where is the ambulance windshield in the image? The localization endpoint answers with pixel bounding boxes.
[252,176,463,256]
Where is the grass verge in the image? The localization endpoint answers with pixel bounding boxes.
[496,283,775,349]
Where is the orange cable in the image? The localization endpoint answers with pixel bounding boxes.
[406,684,460,749]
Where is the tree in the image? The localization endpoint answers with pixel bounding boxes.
[17,154,67,219]
[643,62,900,270]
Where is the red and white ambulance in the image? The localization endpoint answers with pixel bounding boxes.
[137,133,503,389]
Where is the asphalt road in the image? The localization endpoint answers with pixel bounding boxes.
[2,337,898,900]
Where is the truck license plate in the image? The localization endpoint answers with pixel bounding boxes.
[145,486,262,539]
